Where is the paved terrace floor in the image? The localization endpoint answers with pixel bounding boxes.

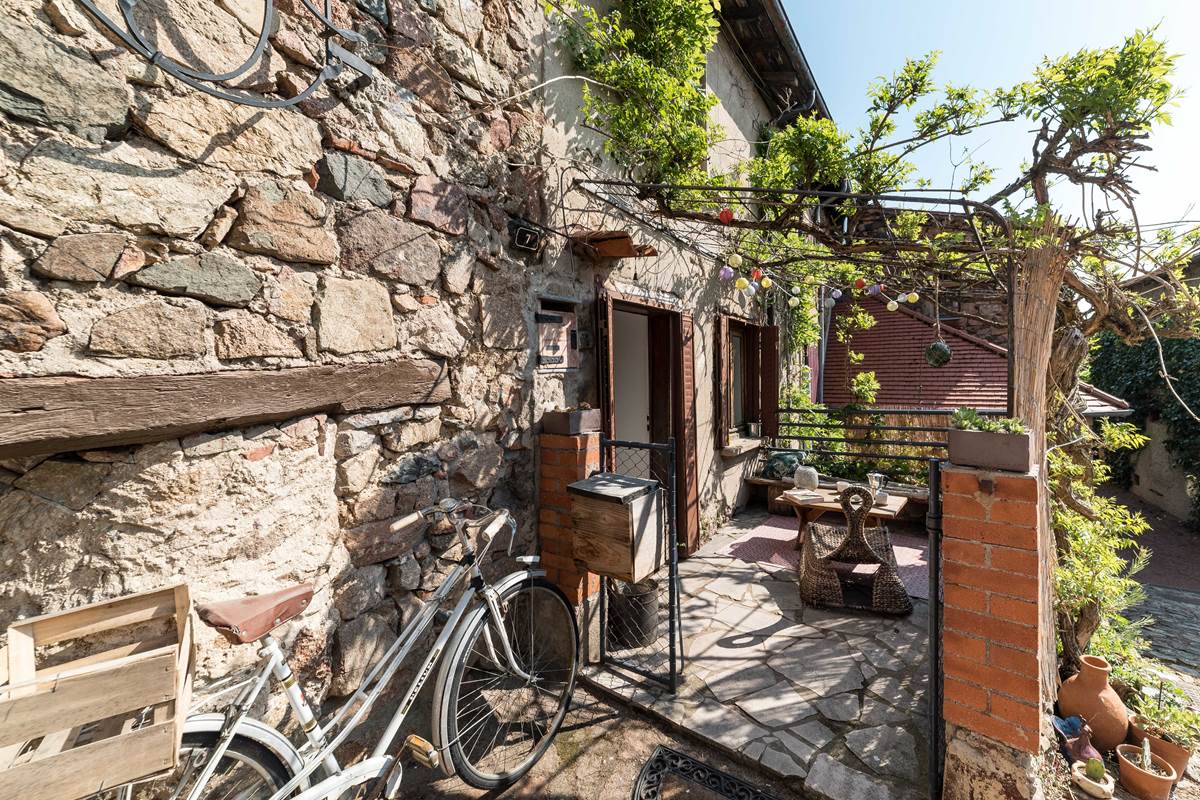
[584,510,931,800]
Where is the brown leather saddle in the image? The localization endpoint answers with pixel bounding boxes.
[195,583,313,644]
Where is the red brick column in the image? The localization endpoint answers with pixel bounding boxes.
[941,465,1052,757]
[537,433,600,605]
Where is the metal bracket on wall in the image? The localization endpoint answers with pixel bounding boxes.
[76,0,373,108]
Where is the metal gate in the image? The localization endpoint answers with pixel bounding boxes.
[926,459,945,799]
[596,436,684,692]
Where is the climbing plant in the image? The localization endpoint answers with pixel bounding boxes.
[550,0,721,184]
[1090,331,1200,523]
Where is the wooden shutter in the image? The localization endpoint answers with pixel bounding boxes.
[714,313,729,448]
[596,286,615,438]
[678,313,701,555]
[761,325,780,439]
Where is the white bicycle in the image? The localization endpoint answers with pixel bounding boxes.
[109,499,579,799]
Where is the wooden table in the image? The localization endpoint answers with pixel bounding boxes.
[778,488,909,550]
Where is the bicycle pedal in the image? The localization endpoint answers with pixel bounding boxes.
[404,734,440,770]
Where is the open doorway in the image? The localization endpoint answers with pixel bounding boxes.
[597,290,700,554]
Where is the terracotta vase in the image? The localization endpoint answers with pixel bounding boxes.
[1129,715,1193,783]
[1116,744,1177,800]
[1058,656,1129,751]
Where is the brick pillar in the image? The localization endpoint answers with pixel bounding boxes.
[537,433,601,605]
[940,464,1054,800]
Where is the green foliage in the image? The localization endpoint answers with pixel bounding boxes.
[1132,692,1200,750]
[1090,331,1200,524]
[551,0,720,184]
[849,371,880,405]
[1050,446,1150,621]
[777,387,930,485]
[950,407,1028,434]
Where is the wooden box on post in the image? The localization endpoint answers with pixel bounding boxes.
[568,472,665,583]
[0,584,194,800]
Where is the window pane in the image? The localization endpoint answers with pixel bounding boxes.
[730,331,745,428]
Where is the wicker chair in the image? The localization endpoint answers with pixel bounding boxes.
[799,486,913,615]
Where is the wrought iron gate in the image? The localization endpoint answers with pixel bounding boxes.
[596,436,684,692]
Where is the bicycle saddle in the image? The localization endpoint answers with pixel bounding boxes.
[196,583,313,643]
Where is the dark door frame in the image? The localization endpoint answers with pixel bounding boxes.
[596,285,701,554]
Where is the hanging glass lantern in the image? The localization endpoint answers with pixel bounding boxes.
[718,208,734,225]
[718,265,735,281]
[907,291,920,303]
[830,288,843,300]
[886,300,899,311]
[760,276,774,289]
[727,253,744,268]
[734,276,749,290]
[925,339,952,367]
[787,296,801,308]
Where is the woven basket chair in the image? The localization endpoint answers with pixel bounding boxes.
[799,486,913,615]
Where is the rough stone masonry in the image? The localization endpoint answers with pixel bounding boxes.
[0,0,547,742]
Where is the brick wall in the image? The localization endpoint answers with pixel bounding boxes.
[940,465,1049,756]
[537,433,601,604]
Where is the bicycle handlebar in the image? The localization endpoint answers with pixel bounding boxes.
[387,502,515,556]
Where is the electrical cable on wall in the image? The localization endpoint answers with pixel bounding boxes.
[75,0,374,108]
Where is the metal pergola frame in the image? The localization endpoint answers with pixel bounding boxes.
[570,178,1019,417]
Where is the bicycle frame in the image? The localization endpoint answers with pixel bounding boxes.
[182,511,543,800]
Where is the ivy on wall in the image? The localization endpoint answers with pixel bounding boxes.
[552,0,721,184]
[1089,331,1200,523]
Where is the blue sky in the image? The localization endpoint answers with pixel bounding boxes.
[788,0,1200,225]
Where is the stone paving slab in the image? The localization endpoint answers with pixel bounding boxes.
[582,511,933,799]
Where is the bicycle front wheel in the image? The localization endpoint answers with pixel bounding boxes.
[93,731,295,799]
[440,576,579,789]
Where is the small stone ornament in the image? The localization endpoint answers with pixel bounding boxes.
[924,339,952,367]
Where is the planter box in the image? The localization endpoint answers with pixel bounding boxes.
[0,584,194,800]
[568,472,664,583]
[542,408,603,436]
[947,428,1034,473]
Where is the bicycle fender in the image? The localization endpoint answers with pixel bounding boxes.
[184,713,311,789]
[430,569,546,776]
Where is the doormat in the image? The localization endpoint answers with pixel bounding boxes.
[632,745,784,800]
[720,515,931,600]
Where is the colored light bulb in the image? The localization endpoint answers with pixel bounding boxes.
[734,277,749,290]
[760,276,773,289]
[788,296,801,308]
[727,253,743,268]
[907,292,920,303]
[887,300,899,311]
[719,265,735,281]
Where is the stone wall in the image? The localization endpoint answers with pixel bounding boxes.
[0,0,806,728]
[0,0,545,721]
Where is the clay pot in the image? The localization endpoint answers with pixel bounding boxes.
[1058,656,1129,751]
[1070,761,1115,799]
[1129,715,1193,783]
[1116,744,1177,800]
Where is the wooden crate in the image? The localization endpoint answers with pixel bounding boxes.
[569,472,664,583]
[0,584,194,800]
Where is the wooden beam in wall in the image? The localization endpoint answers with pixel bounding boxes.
[0,360,451,459]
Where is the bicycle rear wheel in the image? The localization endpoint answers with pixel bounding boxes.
[93,731,294,799]
[439,576,579,790]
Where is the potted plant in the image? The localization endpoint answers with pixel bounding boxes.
[542,404,603,435]
[1116,740,1177,800]
[947,407,1033,473]
[1071,757,1115,799]
[1129,692,1199,783]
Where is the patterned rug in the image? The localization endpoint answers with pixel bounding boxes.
[720,514,931,600]
[632,746,784,800]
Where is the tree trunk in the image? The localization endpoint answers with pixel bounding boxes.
[1010,218,1072,458]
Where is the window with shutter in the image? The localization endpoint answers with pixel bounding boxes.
[715,314,780,443]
